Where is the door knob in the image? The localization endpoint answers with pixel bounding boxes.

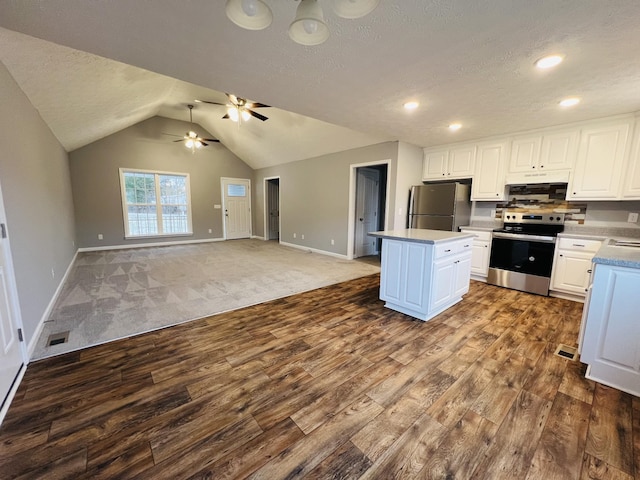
[359,218,364,221]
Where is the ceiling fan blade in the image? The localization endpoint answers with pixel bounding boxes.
[226,93,238,105]
[203,138,220,142]
[222,113,230,119]
[200,141,209,147]
[195,99,226,106]
[246,102,270,109]
[248,109,269,121]
[173,139,184,142]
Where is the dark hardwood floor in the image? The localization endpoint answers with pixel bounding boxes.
[1,274,638,479]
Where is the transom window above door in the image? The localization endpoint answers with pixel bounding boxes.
[119,169,193,238]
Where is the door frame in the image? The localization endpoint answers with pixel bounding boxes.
[263,176,281,242]
[0,182,28,426]
[220,177,252,240]
[354,167,381,258]
[347,160,391,260]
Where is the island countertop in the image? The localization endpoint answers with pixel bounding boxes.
[368,229,474,244]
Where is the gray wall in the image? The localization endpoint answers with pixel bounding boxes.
[254,142,400,256]
[0,62,76,344]
[69,116,254,248]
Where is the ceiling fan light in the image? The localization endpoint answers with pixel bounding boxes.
[241,109,251,122]
[228,107,240,122]
[289,0,329,46]
[185,139,194,149]
[225,0,272,30]
[195,140,203,149]
[331,0,380,19]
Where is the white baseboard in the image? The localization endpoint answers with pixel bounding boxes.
[279,241,349,260]
[78,237,225,252]
[252,235,266,241]
[0,363,26,427]
[27,249,80,359]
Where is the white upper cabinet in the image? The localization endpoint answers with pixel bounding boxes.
[540,129,580,170]
[509,130,578,173]
[622,118,640,199]
[471,141,509,201]
[568,119,632,200]
[423,145,475,181]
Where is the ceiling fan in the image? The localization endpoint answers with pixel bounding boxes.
[195,94,270,122]
[170,104,220,152]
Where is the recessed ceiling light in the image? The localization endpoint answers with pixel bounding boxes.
[403,101,419,110]
[449,123,462,131]
[535,54,564,69]
[559,97,580,107]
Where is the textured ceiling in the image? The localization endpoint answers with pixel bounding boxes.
[1,1,640,169]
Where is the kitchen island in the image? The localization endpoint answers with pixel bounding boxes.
[368,229,474,321]
[579,238,640,396]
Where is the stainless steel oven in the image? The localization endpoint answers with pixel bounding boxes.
[487,212,565,296]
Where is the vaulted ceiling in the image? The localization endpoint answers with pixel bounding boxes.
[0,1,639,169]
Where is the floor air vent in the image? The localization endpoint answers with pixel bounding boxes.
[555,344,577,361]
[47,331,69,347]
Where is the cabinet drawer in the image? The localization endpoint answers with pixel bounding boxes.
[557,237,603,253]
[434,239,472,259]
[460,229,491,242]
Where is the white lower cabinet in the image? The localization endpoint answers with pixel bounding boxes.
[379,238,472,321]
[460,228,491,279]
[550,237,603,298]
[580,263,640,396]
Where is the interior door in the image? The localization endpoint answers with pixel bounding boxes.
[222,178,251,240]
[355,168,380,257]
[0,204,24,413]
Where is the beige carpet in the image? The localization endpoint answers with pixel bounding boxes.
[33,240,380,360]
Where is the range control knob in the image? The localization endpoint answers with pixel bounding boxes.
[556,216,561,221]
[549,216,553,221]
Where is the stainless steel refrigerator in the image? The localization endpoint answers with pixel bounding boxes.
[408,182,471,231]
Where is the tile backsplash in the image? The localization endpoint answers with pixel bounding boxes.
[495,184,587,224]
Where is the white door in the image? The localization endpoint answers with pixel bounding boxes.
[222,178,251,240]
[0,195,24,413]
[355,168,380,257]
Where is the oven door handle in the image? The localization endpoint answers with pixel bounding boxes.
[492,232,557,243]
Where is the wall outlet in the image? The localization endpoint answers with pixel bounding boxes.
[628,212,639,223]
[214,204,221,209]
[208,228,212,234]
[293,233,296,238]
[301,234,305,240]
[97,233,103,240]
[331,239,335,245]
[51,268,55,278]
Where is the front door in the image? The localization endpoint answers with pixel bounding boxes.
[0,193,24,413]
[355,168,380,257]
[221,178,251,240]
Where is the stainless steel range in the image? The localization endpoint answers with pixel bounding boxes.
[487,212,565,296]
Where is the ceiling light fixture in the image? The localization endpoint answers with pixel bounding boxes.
[535,54,564,69]
[225,0,380,46]
[403,101,419,110]
[449,123,462,131]
[559,97,580,107]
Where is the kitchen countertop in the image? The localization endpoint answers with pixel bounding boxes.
[593,240,640,269]
[368,229,474,244]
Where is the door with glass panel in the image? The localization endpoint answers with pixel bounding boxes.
[221,178,251,240]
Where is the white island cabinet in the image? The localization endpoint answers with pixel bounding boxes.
[580,243,640,396]
[368,229,474,321]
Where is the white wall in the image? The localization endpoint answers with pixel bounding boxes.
[395,142,424,229]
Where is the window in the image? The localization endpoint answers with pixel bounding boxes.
[120,169,192,238]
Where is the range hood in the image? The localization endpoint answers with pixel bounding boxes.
[504,169,570,185]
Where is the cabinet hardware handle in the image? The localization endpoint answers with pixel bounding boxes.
[587,269,592,273]
[445,249,451,252]
[559,254,563,257]
[464,244,470,247]
[573,244,585,247]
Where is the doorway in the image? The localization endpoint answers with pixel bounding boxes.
[221,177,252,240]
[351,164,388,259]
[264,177,280,241]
